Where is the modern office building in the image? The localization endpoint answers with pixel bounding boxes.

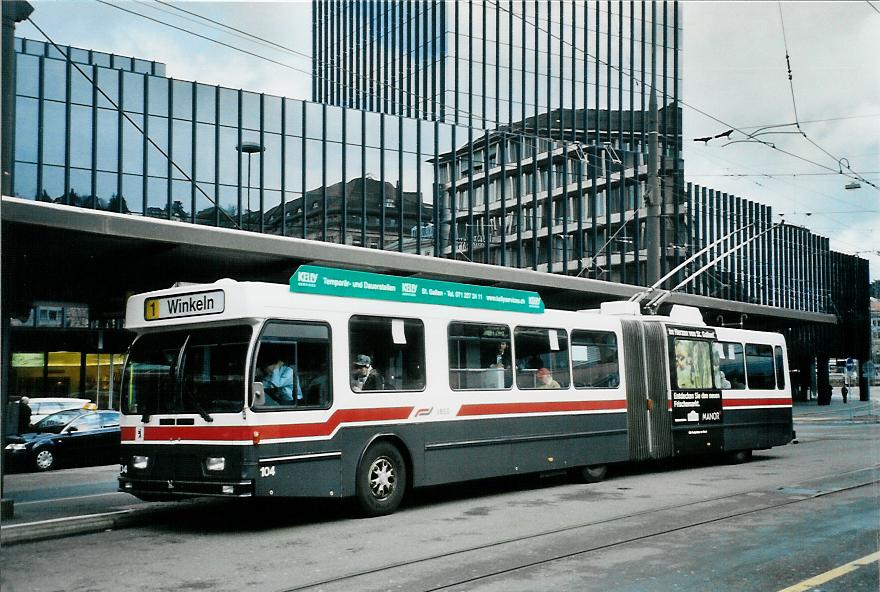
[2,0,870,406]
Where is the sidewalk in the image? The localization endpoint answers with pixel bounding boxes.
[792,388,879,423]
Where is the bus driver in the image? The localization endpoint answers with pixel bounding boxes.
[262,359,303,404]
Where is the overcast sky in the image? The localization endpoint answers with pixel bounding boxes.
[16,1,880,278]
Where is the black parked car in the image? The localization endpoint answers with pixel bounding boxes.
[4,409,121,471]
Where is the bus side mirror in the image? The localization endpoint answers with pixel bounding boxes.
[252,382,265,407]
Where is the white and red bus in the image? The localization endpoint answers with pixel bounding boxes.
[118,266,793,515]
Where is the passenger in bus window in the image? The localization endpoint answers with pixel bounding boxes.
[351,354,385,392]
[262,359,303,404]
[536,368,561,389]
[490,342,511,369]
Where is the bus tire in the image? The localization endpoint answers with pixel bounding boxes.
[356,442,407,517]
[726,449,752,464]
[572,464,607,483]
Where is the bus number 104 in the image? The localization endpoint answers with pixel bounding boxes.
[260,466,276,478]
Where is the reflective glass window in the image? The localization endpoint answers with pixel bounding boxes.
[196,84,216,124]
[146,115,168,177]
[218,88,238,127]
[305,139,321,193]
[13,162,37,200]
[242,91,260,131]
[96,67,118,109]
[15,54,39,98]
[263,133,282,190]
[284,99,303,136]
[146,177,168,218]
[264,95,282,134]
[122,114,144,174]
[70,66,93,106]
[170,180,191,221]
[91,51,110,68]
[41,165,64,201]
[171,119,192,179]
[95,171,117,209]
[305,102,323,139]
[121,173,142,214]
[283,134,302,193]
[195,123,216,183]
[218,185,238,229]
[122,72,144,113]
[112,55,132,70]
[346,108,362,141]
[42,102,66,166]
[384,114,399,150]
[68,168,92,207]
[325,105,343,142]
[264,189,283,235]
[14,96,38,163]
[194,182,215,226]
[218,127,238,185]
[43,59,66,102]
[364,111,381,148]
[69,105,93,170]
[147,77,168,116]
[133,59,152,74]
[172,80,192,120]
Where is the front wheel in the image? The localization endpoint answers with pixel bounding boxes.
[571,464,607,483]
[34,448,56,471]
[356,442,407,517]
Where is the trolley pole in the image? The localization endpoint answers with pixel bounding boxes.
[645,92,662,285]
[1,0,34,520]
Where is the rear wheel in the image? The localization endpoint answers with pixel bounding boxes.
[356,442,407,517]
[571,464,607,483]
[33,448,56,471]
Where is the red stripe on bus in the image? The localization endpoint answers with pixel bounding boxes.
[121,406,414,442]
[457,400,628,417]
[723,398,792,408]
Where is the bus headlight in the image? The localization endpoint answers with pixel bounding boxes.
[132,455,150,469]
[206,457,226,471]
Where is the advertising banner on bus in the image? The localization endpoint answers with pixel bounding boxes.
[290,266,545,314]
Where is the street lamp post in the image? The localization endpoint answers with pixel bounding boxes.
[236,141,264,231]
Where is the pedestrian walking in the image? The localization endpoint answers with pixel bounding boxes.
[841,385,848,403]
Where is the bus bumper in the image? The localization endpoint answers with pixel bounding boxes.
[118,477,254,498]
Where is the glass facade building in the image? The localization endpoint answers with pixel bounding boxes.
[10,32,858,311]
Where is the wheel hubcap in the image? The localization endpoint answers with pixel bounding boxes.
[368,456,396,500]
[36,450,53,469]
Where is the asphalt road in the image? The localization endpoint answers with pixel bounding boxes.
[1,404,878,592]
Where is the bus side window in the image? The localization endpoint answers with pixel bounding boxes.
[447,322,512,390]
[252,322,332,410]
[745,343,775,390]
[571,330,619,388]
[349,315,425,392]
[714,342,746,389]
[774,346,786,389]
[514,327,570,390]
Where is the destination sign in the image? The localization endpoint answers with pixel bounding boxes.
[290,266,545,314]
[144,290,225,321]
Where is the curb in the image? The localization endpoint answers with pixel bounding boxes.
[1,505,179,546]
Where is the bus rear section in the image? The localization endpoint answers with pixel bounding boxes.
[616,318,793,463]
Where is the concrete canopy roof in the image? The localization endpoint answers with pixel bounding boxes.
[2,197,835,328]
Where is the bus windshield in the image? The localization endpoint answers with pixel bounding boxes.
[121,325,252,417]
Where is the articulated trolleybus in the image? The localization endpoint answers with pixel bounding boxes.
[119,266,793,516]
